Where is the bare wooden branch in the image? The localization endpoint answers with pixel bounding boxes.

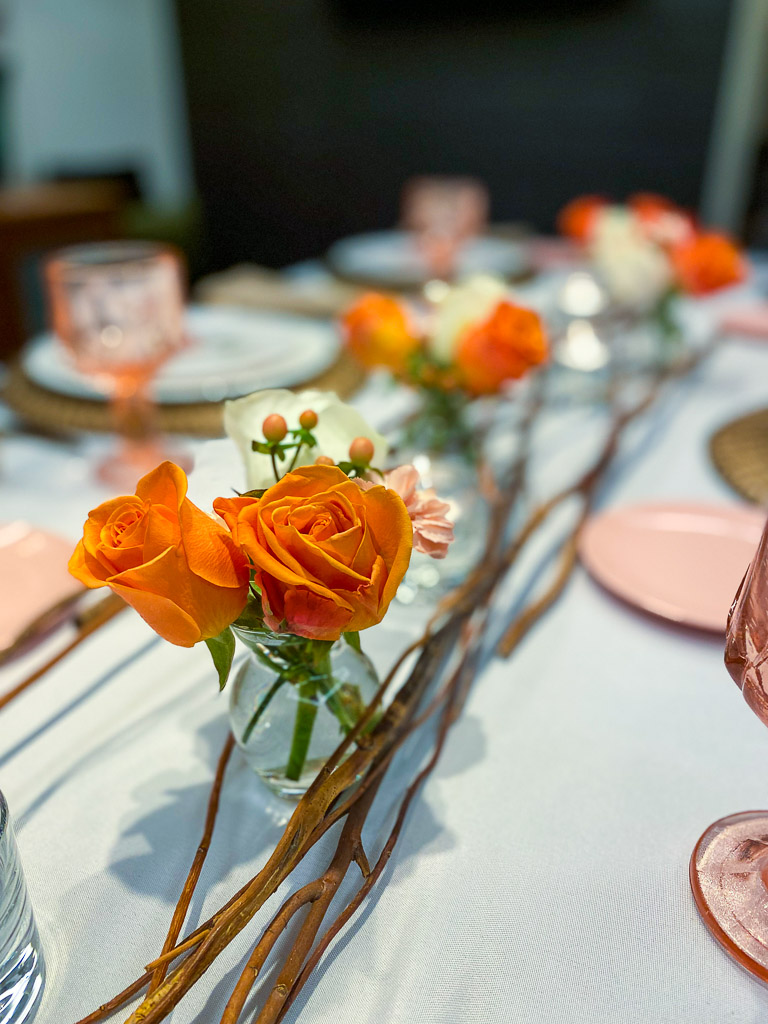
[148,733,235,994]
[219,880,325,1024]
[0,593,126,713]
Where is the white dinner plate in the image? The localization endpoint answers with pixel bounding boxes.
[21,305,341,405]
[578,502,766,633]
[326,229,530,287]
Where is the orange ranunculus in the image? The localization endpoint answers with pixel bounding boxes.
[557,195,608,242]
[214,464,412,642]
[69,462,250,647]
[455,301,548,396]
[341,293,420,373]
[670,232,747,295]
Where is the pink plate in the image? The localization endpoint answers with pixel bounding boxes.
[0,522,83,653]
[720,304,768,339]
[578,503,766,633]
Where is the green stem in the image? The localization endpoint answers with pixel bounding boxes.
[285,678,319,781]
[656,288,682,347]
[287,442,305,473]
[242,673,289,744]
[316,678,362,735]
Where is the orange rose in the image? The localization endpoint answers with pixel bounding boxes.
[215,464,412,641]
[671,232,747,295]
[69,462,250,646]
[557,195,607,242]
[455,301,548,396]
[341,293,420,373]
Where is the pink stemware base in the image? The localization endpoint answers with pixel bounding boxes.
[690,810,768,984]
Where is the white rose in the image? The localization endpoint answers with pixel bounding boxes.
[590,207,672,310]
[224,388,389,490]
[427,275,509,363]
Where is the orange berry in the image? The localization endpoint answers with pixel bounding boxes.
[299,409,318,430]
[262,414,288,443]
[314,455,335,466]
[349,436,375,464]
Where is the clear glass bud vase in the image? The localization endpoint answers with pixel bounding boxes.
[228,627,379,800]
[398,450,488,600]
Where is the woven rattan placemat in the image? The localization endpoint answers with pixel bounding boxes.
[4,355,365,438]
[710,407,768,506]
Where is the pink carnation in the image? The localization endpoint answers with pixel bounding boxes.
[359,464,454,559]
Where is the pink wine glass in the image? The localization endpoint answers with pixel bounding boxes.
[46,241,190,487]
[690,513,768,981]
[401,176,489,281]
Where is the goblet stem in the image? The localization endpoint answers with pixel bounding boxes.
[97,370,186,487]
[420,233,460,282]
[111,372,158,445]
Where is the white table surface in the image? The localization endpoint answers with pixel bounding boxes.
[3,301,768,1023]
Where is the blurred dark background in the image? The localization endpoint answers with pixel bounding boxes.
[173,0,733,270]
[1,0,767,349]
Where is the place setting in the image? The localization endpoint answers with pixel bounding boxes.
[5,243,350,452]
[326,176,532,290]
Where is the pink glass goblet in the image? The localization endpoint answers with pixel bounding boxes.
[401,176,489,282]
[690,513,768,982]
[45,241,190,488]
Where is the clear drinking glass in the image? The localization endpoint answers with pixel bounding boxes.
[0,792,45,1023]
[45,241,189,488]
[401,176,489,281]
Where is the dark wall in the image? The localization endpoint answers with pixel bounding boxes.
[174,0,731,272]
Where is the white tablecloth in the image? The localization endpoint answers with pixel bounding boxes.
[3,321,768,1022]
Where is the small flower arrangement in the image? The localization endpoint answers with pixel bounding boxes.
[558,192,747,319]
[69,390,454,794]
[341,277,548,453]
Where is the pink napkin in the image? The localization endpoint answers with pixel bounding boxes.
[0,522,83,651]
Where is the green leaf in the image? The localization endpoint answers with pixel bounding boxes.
[343,630,362,653]
[289,427,318,449]
[204,627,236,691]
[251,440,291,460]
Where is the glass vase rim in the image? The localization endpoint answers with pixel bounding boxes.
[231,623,342,646]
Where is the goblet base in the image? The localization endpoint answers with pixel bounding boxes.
[690,810,768,983]
[96,440,192,490]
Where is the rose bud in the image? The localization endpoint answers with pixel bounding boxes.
[262,413,288,443]
[349,436,375,465]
